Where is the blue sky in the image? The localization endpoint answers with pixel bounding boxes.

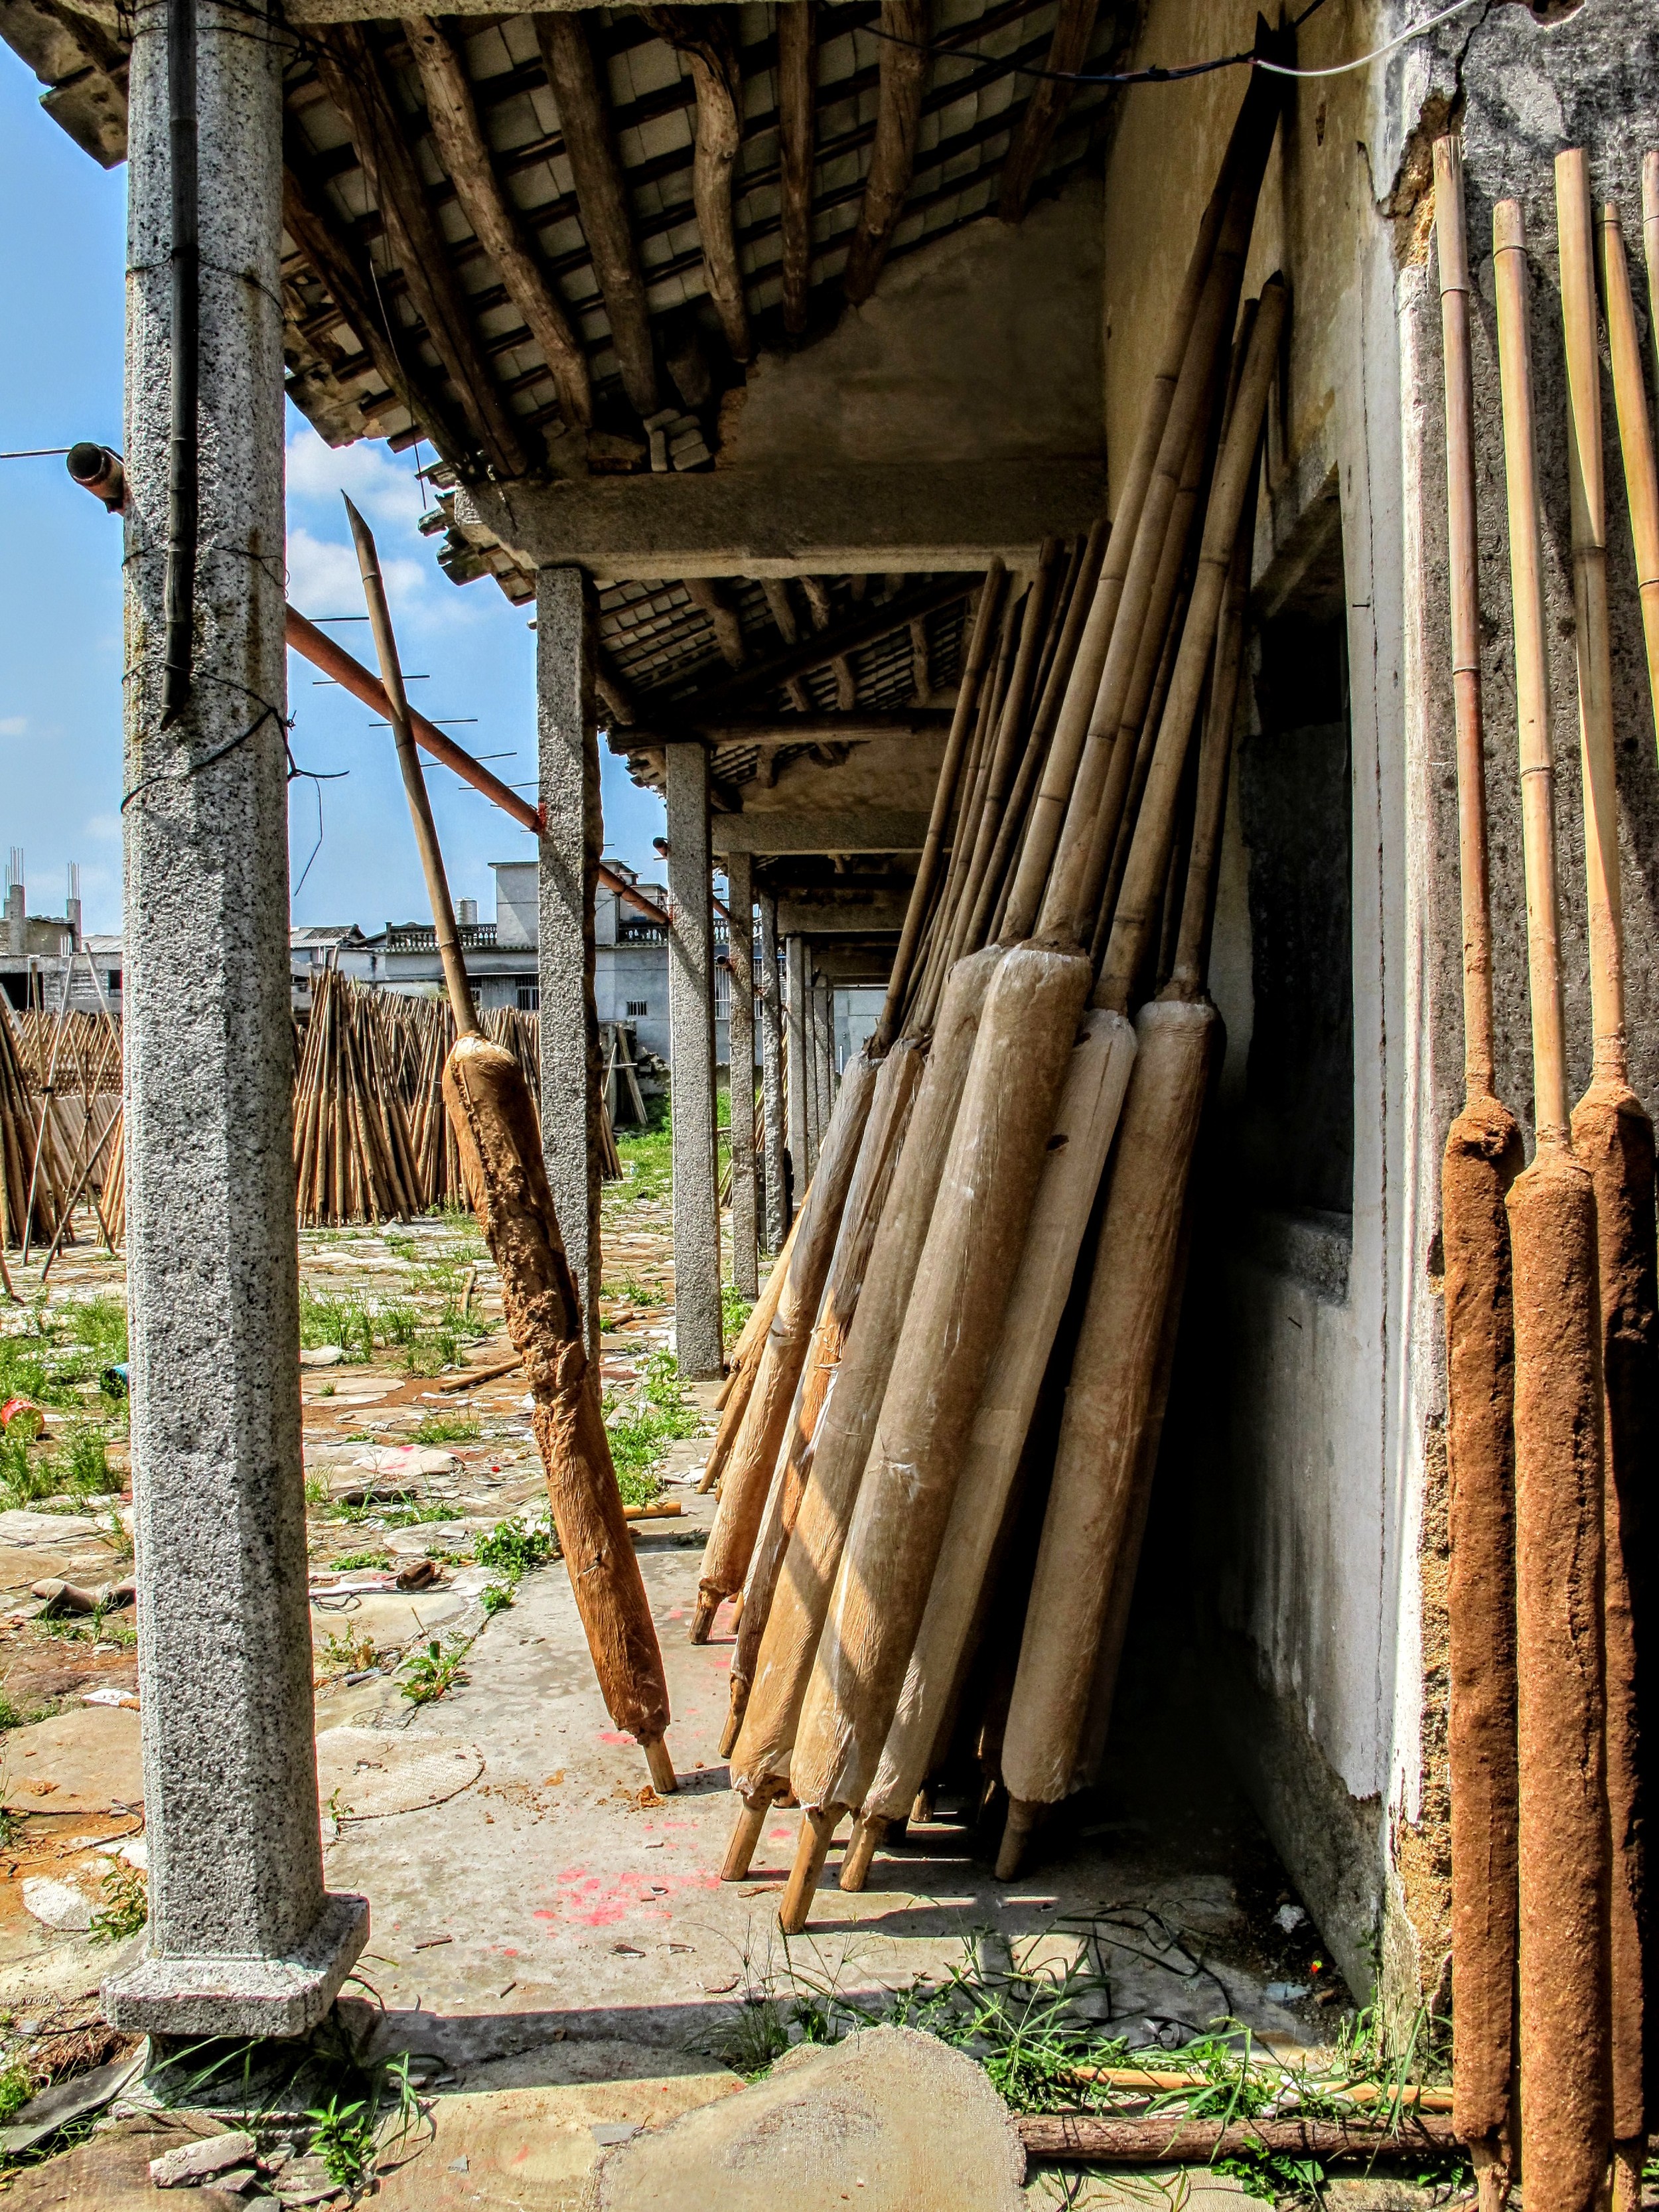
[0,53,668,940]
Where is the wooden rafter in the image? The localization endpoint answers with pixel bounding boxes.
[646,8,752,365]
[678,573,972,718]
[281,140,469,465]
[405,15,593,429]
[685,577,749,669]
[762,579,799,644]
[312,26,528,479]
[777,0,818,334]
[842,0,930,306]
[998,0,1100,223]
[534,11,662,418]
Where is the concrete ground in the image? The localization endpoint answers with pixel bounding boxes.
[0,1147,1390,2203]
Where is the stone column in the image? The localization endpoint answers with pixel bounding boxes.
[665,745,723,1377]
[725,853,758,1299]
[105,0,366,2037]
[785,933,811,1181]
[757,889,787,1250]
[536,565,601,1357]
[814,977,834,1140]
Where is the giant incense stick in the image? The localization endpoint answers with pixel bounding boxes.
[1433,139,1523,2212]
[1559,149,1655,2212]
[347,497,676,1795]
[1494,196,1612,2212]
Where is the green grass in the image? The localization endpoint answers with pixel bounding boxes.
[0,2065,32,2126]
[410,1412,480,1447]
[297,1288,375,1362]
[399,1639,467,1704]
[0,1419,113,1514]
[0,1294,127,1414]
[330,1549,392,1572]
[603,1350,700,1506]
[721,1283,753,1341]
[474,1518,557,1578]
[613,1096,673,1203]
[89,1864,147,1945]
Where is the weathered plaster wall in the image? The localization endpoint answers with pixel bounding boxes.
[1101,0,1659,2023]
[721,177,1105,470]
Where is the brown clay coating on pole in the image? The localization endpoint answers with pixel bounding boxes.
[691,1052,880,1635]
[726,1037,926,1730]
[1506,1149,1612,2209]
[1561,149,1650,2152]
[875,561,1007,1051]
[1433,134,1522,2154]
[697,1210,801,1494]
[789,941,1094,1824]
[1599,202,1659,759]
[998,997,1217,1832]
[1573,1080,1658,2144]
[727,943,1009,1797]
[443,1036,672,1757]
[1094,281,1285,1003]
[1001,66,1277,940]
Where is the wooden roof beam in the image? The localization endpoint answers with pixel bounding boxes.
[281,139,470,465]
[313,26,529,479]
[777,0,817,334]
[405,15,593,429]
[998,0,1100,224]
[842,0,928,305]
[645,9,752,364]
[684,577,748,669]
[534,11,662,419]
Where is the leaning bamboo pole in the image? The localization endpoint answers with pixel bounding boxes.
[697,1211,802,1494]
[1600,200,1659,748]
[347,496,676,1796]
[1433,138,1523,2212]
[1559,149,1654,2212]
[690,1053,881,1639]
[993,282,1284,1881]
[1494,195,1612,2212]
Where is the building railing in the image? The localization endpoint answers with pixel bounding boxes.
[385,922,498,951]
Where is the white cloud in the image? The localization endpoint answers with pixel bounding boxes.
[0,717,26,737]
[285,423,426,532]
[285,525,429,623]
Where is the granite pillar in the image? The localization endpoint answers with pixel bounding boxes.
[725,851,758,1299]
[105,0,366,2037]
[665,745,723,1377]
[757,889,787,1250]
[536,565,602,1357]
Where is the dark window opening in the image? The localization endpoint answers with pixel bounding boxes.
[107,969,122,995]
[1,974,27,1010]
[1236,565,1354,1218]
[516,982,540,1011]
[626,999,649,1017]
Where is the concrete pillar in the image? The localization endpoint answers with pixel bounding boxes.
[666,745,723,1377]
[725,852,758,1299]
[785,933,811,1181]
[757,889,787,1250]
[813,978,833,1143]
[105,0,366,2037]
[536,565,601,1357]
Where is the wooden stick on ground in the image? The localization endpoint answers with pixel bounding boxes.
[1433,138,1524,2212]
[1560,148,1655,2212]
[346,496,676,1797]
[1493,194,1612,2211]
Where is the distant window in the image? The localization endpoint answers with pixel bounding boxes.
[626,999,648,1017]
[106,970,122,995]
[516,983,540,1011]
[1,976,26,1011]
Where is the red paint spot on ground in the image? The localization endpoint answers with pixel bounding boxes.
[598,1731,638,1746]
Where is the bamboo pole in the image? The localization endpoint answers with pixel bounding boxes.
[1000,62,1279,940]
[689,1053,881,1639]
[1432,139,1523,2209]
[1599,200,1659,751]
[698,1211,801,1492]
[1494,192,1612,2212]
[348,498,676,1796]
[845,1005,1135,1874]
[874,563,1006,1051]
[1644,155,1659,392]
[723,1033,927,1754]
[1560,149,1655,2211]
[722,943,1007,1876]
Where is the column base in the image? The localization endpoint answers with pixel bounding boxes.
[103,1891,369,2040]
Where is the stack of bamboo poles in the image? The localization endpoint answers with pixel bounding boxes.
[688,52,1293,1925]
[1,999,124,1257]
[1440,142,1659,2212]
[293,978,620,1226]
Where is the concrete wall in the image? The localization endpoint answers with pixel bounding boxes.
[723,176,1104,472]
[1100,0,1659,2022]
